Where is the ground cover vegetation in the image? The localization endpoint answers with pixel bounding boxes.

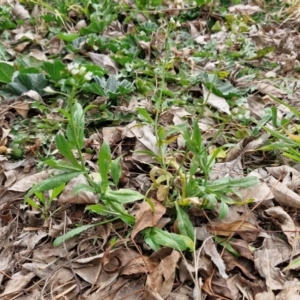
[0,0,300,298]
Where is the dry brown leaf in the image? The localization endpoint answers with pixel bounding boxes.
[0,128,11,146]
[121,255,158,275]
[75,19,88,31]
[3,159,28,171]
[207,220,259,241]
[222,250,256,280]
[266,165,300,179]
[88,277,126,300]
[22,261,57,279]
[228,4,262,15]
[258,82,287,97]
[124,121,159,164]
[88,52,118,75]
[145,250,181,299]
[33,238,78,260]
[254,237,288,290]
[138,40,151,60]
[230,238,254,260]
[58,174,97,204]
[239,169,274,202]
[14,41,30,52]
[132,200,166,239]
[275,281,300,300]
[158,106,191,125]
[267,176,300,209]
[151,28,167,53]
[264,206,297,246]
[47,36,64,55]
[8,170,48,192]
[0,271,35,297]
[203,85,231,115]
[29,48,48,61]
[281,54,296,74]
[225,133,269,162]
[3,170,18,187]
[256,291,275,300]
[203,234,228,279]
[12,4,30,20]
[113,275,146,300]
[202,273,233,299]
[11,101,31,118]
[102,126,123,145]
[210,155,243,180]
[168,286,194,300]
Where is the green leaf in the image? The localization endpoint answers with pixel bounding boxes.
[144,227,194,251]
[263,126,293,145]
[219,200,229,219]
[268,94,300,119]
[214,237,240,257]
[283,254,300,271]
[82,82,106,96]
[53,223,98,247]
[228,176,259,188]
[193,120,203,153]
[137,108,154,124]
[43,159,83,172]
[103,201,135,224]
[66,102,85,149]
[144,234,160,250]
[2,73,48,96]
[25,198,41,209]
[57,32,79,42]
[73,183,95,195]
[55,133,82,169]
[106,75,118,93]
[25,171,82,201]
[208,176,258,191]
[0,62,14,83]
[86,204,110,216]
[111,156,122,186]
[98,141,111,184]
[34,191,45,204]
[103,188,144,204]
[49,183,66,202]
[42,60,66,82]
[175,202,195,241]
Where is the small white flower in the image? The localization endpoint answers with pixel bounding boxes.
[84,71,93,81]
[73,62,80,69]
[176,21,181,27]
[232,107,239,114]
[245,111,251,119]
[170,17,175,24]
[71,68,79,75]
[67,63,73,71]
[237,114,244,120]
[79,66,86,75]
[43,86,57,94]
[67,62,80,71]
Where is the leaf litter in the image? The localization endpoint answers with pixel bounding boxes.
[1,0,300,299]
